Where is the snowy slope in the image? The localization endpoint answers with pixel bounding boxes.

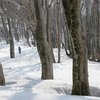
[0,41,100,100]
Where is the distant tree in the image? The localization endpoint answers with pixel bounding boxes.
[1,16,9,44]
[23,24,31,47]
[1,2,15,58]
[7,17,15,58]
[12,19,19,42]
[45,0,56,63]
[89,0,100,61]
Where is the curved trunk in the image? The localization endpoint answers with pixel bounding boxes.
[33,0,53,79]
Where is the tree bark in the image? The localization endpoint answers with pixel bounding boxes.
[8,17,15,58]
[0,63,5,86]
[33,0,53,79]
[62,0,90,95]
[12,19,19,42]
[45,0,56,63]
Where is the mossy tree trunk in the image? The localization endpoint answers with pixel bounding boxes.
[33,0,53,79]
[62,0,90,95]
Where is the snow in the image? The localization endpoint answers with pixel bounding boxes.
[0,41,100,100]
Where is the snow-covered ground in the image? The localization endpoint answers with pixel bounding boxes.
[0,41,100,100]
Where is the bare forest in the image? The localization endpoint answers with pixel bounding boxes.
[0,0,99,96]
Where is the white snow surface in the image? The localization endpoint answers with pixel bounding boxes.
[0,41,100,100]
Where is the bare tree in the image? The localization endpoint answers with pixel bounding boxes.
[8,17,15,58]
[45,0,56,63]
[1,2,15,58]
[12,19,19,42]
[33,0,53,79]
[62,0,90,95]
[0,0,54,79]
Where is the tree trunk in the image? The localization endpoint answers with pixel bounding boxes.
[0,63,5,86]
[1,16,9,44]
[12,19,19,42]
[33,0,53,79]
[24,25,31,47]
[62,0,90,95]
[45,0,56,63]
[8,17,15,58]
[57,2,61,63]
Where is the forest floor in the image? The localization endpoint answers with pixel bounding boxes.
[0,40,100,100]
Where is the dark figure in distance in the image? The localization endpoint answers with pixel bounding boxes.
[18,47,21,54]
